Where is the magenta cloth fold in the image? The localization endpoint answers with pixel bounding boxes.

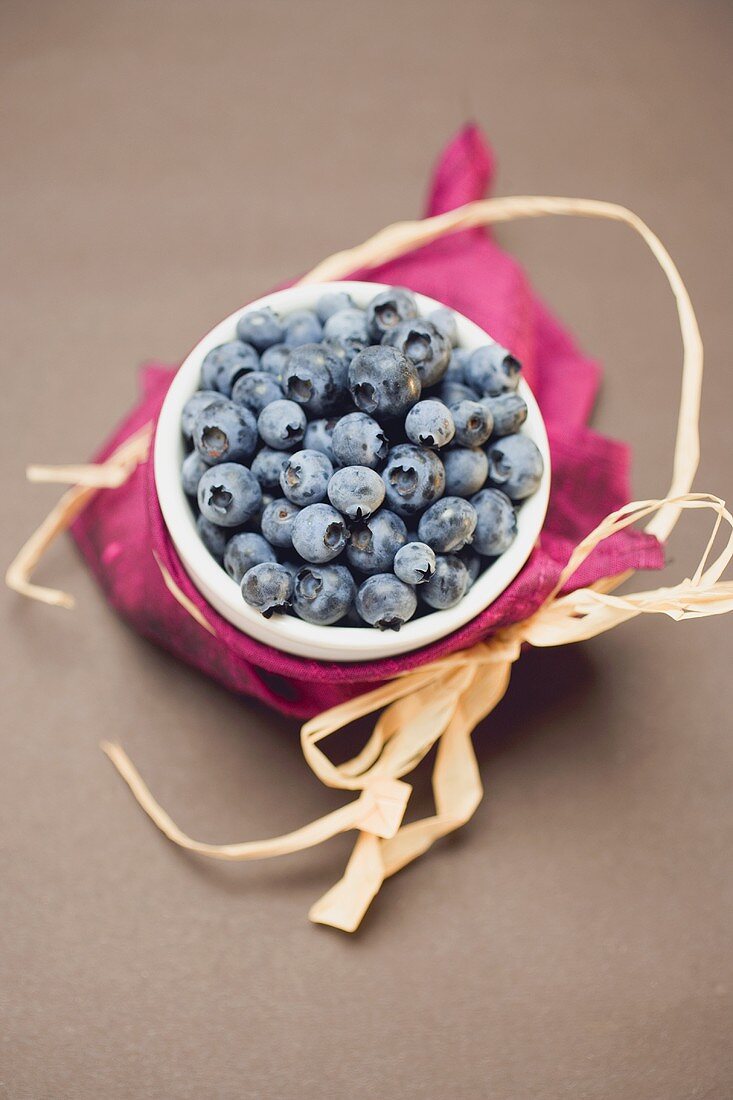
[71,125,664,718]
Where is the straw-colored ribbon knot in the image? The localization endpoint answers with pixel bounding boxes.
[8,195,733,930]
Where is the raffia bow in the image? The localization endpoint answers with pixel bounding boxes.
[8,196,733,931]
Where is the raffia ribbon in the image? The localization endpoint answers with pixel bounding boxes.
[8,196,733,931]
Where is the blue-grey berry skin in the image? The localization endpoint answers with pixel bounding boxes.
[365,287,419,343]
[393,542,436,585]
[427,306,459,347]
[470,489,518,555]
[291,503,350,563]
[260,498,302,548]
[257,399,307,450]
[181,450,209,496]
[236,307,284,352]
[479,393,528,437]
[331,412,389,469]
[346,510,407,575]
[303,417,339,465]
[458,547,482,587]
[450,400,494,447]
[224,532,277,584]
[486,434,544,500]
[327,465,385,521]
[254,492,275,526]
[443,348,471,385]
[197,463,262,527]
[182,390,224,442]
[404,400,455,449]
[384,318,451,387]
[315,290,355,323]
[418,497,478,553]
[355,574,417,631]
[193,400,258,464]
[438,380,479,406]
[443,446,489,497]
[279,449,334,506]
[322,308,369,354]
[382,444,445,518]
[259,343,291,381]
[241,562,294,618]
[465,343,521,397]
[292,564,356,625]
[250,447,289,491]
[283,309,324,348]
[282,343,343,416]
[421,554,469,609]
[200,341,259,392]
[196,514,230,562]
[348,345,421,417]
[231,371,283,415]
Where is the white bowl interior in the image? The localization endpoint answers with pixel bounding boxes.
[154,281,550,662]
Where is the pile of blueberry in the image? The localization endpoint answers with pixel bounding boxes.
[180,286,544,631]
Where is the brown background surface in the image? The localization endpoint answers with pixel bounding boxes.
[2,2,732,1097]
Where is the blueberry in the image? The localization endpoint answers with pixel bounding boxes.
[315,290,355,323]
[250,447,289,491]
[458,547,482,586]
[355,574,417,631]
[327,465,385,520]
[193,400,258,464]
[236,307,284,352]
[200,341,259,393]
[303,417,339,464]
[181,450,209,496]
[291,503,350,563]
[255,492,275,526]
[486,434,544,500]
[393,542,436,585]
[322,308,369,355]
[292,564,356,625]
[442,446,489,497]
[279,449,334,506]
[465,344,521,396]
[282,343,343,416]
[384,319,451,387]
[331,412,389,469]
[346,510,407,575]
[365,287,418,343]
[259,343,291,381]
[197,463,262,527]
[479,393,528,437]
[427,306,459,347]
[418,497,477,553]
[382,444,445,517]
[348,345,421,417]
[438,380,479,406]
[421,554,469,609]
[450,400,494,447]
[404,399,455,449]
[230,371,283,416]
[443,348,471,385]
[196,515,230,562]
[470,488,518,555]
[181,390,224,442]
[260,498,302,548]
[224,532,277,583]
[257,399,307,450]
[283,309,324,348]
[241,562,294,618]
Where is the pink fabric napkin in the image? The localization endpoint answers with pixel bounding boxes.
[71,125,664,718]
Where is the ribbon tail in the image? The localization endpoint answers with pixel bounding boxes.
[308,832,387,933]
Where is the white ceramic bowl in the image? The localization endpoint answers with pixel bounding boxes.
[154,281,550,662]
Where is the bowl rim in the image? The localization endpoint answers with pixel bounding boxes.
[154,280,551,663]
